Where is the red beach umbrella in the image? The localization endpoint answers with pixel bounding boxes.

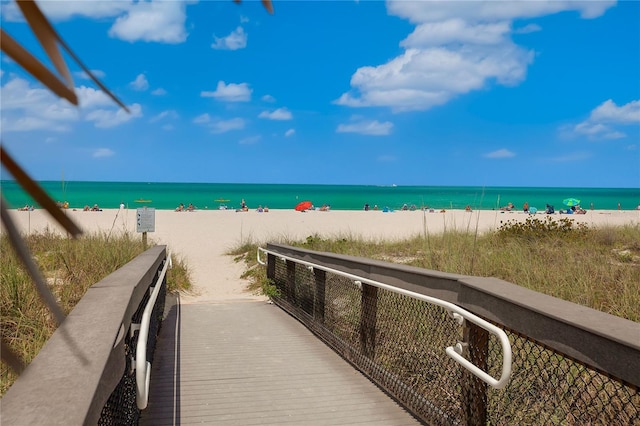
[295,201,312,211]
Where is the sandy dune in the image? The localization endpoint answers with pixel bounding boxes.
[6,207,639,303]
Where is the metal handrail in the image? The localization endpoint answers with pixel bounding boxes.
[135,257,170,409]
[257,246,512,389]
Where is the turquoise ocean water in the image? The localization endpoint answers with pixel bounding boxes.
[1,181,639,211]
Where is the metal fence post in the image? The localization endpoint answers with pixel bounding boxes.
[462,322,489,425]
[359,284,378,359]
[314,269,326,322]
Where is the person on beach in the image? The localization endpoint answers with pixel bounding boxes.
[364,203,370,211]
[187,203,195,212]
[523,202,529,213]
[236,199,249,212]
[465,205,472,212]
[499,202,514,211]
[176,203,184,212]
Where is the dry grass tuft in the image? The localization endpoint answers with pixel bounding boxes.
[1,231,191,395]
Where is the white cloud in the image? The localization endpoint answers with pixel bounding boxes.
[193,113,211,124]
[193,114,245,133]
[401,20,511,47]
[85,103,142,128]
[77,86,114,109]
[336,1,615,112]
[151,88,167,96]
[484,149,516,159]
[150,110,178,123]
[2,78,64,110]
[201,81,252,102]
[386,1,614,24]
[74,69,106,80]
[514,24,542,34]
[0,76,140,132]
[239,135,262,145]
[258,108,293,120]
[108,1,188,44]
[1,77,76,131]
[212,26,247,50]
[1,116,71,133]
[129,74,149,91]
[285,128,295,137]
[2,1,192,44]
[548,151,592,163]
[571,99,638,140]
[209,118,245,134]
[336,119,393,136]
[262,94,276,103]
[589,99,640,124]
[1,1,130,22]
[93,148,115,158]
[574,122,626,139]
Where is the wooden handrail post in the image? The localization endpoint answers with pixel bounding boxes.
[266,253,276,280]
[286,260,296,302]
[359,283,378,359]
[461,322,489,425]
[314,269,326,322]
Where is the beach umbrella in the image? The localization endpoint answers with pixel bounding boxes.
[295,201,312,211]
[563,198,581,207]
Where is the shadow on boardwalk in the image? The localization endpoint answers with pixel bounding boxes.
[140,295,420,425]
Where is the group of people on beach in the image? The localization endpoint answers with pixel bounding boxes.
[175,203,195,212]
[233,199,270,212]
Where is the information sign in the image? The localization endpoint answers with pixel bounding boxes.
[136,207,155,233]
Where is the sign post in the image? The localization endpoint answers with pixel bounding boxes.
[136,207,155,249]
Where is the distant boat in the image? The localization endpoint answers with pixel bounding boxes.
[134,199,152,203]
[391,184,397,187]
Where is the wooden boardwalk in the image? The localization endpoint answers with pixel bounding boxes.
[139,297,420,425]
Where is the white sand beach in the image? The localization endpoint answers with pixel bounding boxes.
[6,208,639,303]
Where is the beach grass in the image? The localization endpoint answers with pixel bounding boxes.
[0,231,191,395]
[237,217,640,323]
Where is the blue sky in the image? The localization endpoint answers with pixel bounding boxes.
[1,0,639,187]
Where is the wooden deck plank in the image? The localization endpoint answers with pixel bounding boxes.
[139,300,421,425]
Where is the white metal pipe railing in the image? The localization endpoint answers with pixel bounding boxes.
[135,257,170,409]
[257,247,512,389]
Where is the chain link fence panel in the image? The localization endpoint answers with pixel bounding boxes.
[268,255,639,425]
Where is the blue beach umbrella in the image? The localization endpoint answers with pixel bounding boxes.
[563,198,581,207]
